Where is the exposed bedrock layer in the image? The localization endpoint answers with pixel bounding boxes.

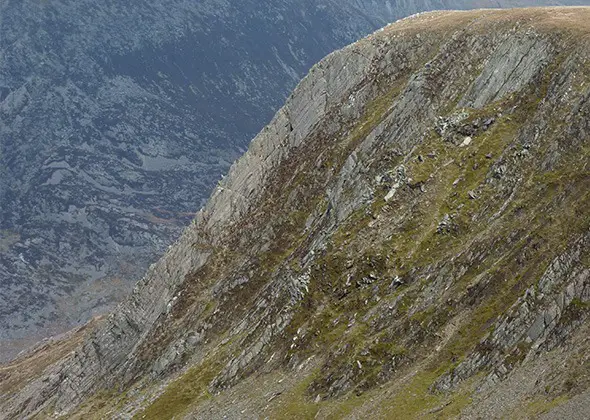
[2,6,590,420]
[2,0,587,363]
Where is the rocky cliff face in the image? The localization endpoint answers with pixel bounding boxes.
[2,0,588,363]
[0,0,392,360]
[2,6,590,420]
[0,0,442,360]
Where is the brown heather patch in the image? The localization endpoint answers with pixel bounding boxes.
[0,317,101,397]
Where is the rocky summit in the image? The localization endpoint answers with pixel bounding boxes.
[2,5,590,420]
[5,0,575,363]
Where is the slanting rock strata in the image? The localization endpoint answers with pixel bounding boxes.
[1,7,590,420]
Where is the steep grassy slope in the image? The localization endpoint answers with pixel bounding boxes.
[2,7,590,419]
[2,0,589,365]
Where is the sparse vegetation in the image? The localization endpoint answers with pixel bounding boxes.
[136,354,224,420]
[5,8,590,420]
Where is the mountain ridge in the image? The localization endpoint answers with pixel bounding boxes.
[0,0,404,361]
[2,0,589,363]
[2,6,590,419]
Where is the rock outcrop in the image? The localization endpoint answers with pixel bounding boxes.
[2,7,590,419]
[0,0,400,360]
[2,0,588,364]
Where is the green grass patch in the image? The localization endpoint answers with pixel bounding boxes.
[135,355,224,420]
[525,395,569,417]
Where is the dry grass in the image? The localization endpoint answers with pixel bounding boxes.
[0,317,100,396]
[375,7,590,38]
